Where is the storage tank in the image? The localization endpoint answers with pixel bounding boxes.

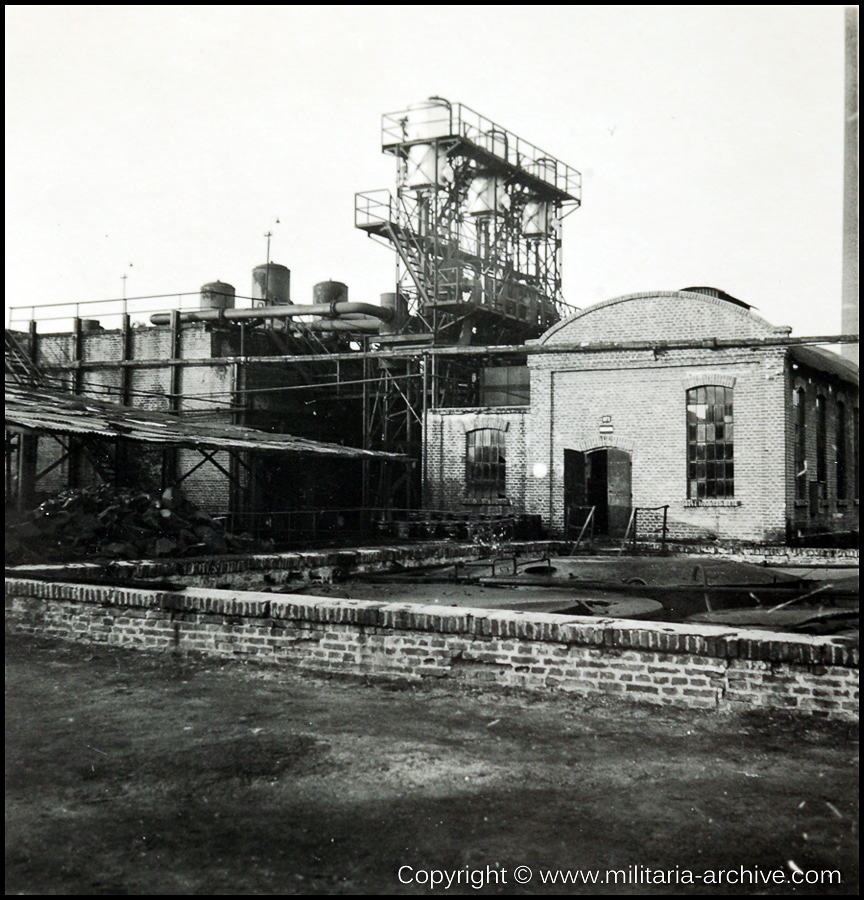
[313,281,349,305]
[466,174,509,216]
[200,281,236,310]
[406,144,454,189]
[252,263,291,306]
[404,98,452,142]
[522,198,554,237]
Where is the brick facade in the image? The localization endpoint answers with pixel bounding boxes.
[426,292,859,543]
[425,408,529,512]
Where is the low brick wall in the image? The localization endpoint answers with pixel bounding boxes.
[6,578,858,721]
[6,541,562,588]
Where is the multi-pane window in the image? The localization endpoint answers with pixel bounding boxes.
[466,429,506,500]
[837,401,847,500]
[686,386,734,499]
[816,395,827,485]
[794,388,807,500]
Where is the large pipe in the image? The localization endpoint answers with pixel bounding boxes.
[150,301,393,326]
[309,318,381,333]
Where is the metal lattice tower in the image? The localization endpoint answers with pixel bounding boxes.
[356,98,581,347]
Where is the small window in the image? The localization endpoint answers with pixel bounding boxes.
[686,386,734,499]
[466,428,506,500]
[794,388,807,500]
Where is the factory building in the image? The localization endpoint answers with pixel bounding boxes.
[425,288,859,544]
[5,99,858,547]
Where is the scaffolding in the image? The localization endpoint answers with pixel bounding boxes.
[356,98,581,347]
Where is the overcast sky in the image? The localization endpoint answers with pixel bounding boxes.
[5,6,851,337]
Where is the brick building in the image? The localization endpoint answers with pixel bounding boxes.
[425,289,859,544]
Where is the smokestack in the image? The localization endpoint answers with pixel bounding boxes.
[842,7,858,364]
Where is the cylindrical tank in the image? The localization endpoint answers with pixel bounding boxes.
[466,175,509,216]
[200,281,236,310]
[378,292,409,334]
[406,144,454,189]
[522,198,554,237]
[313,281,349,305]
[252,263,291,306]
[405,98,452,142]
[80,319,103,332]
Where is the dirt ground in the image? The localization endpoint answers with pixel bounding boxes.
[5,632,859,895]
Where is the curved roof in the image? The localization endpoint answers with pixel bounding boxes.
[539,290,790,346]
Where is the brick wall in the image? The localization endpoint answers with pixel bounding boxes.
[525,346,790,541]
[425,408,529,512]
[788,364,859,537]
[422,292,858,544]
[6,578,858,721]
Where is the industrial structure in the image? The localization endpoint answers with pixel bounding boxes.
[5,98,859,546]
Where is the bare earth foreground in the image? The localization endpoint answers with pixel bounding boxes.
[5,632,858,895]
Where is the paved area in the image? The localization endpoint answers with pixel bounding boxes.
[5,632,859,895]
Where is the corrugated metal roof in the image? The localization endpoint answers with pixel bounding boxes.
[789,346,859,387]
[4,384,407,460]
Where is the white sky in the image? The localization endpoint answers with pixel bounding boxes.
[5,5,852,337]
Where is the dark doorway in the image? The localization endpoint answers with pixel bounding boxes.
[564,448,632,537]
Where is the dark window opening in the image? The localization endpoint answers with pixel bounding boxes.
[794,388,807,501]
[816,395,827,485]
[837,401,847,500]
[686,386,734,499]
[466,428,506,500]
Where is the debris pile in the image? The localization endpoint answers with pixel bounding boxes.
[5,485,268,564]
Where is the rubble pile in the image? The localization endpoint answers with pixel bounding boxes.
[5,485,268,564]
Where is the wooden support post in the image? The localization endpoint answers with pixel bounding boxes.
[121,313,132,406]
[15,433,38,511]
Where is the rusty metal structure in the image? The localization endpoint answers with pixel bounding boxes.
[6,99,584,528]
[353,98,581,506]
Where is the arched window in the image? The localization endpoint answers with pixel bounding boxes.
[686,386,733,499]
[466,429,506,500]
[794,388,807,501]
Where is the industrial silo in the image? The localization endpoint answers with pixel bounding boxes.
[252,263,291,306]
[200,281,236,310]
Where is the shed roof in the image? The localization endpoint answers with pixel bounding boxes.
[789,346,859,387]
[4,384,407,460]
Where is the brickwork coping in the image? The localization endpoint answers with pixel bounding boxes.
[5,540,857,584]
[6,578,858,670]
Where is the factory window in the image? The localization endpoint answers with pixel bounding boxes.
[816,395,827,484]
[466,429,506,500]
[837,401,847,500]
[794,388,807,501]
[686,386,734,499]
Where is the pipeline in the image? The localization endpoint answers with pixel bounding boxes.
[308,317,381,333]
[149,301,393,326]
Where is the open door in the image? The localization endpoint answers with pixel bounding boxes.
[563,447,632,538]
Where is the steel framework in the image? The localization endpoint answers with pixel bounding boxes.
[356,98,581,347]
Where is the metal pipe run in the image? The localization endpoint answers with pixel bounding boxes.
[149,302,394,326]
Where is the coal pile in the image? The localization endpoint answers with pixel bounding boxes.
[5,485,270,564]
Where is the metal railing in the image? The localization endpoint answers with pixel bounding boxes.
[7,291,262,335]
[381,101,581,201]
[224,506,534,547]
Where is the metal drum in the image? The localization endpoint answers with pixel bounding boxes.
[199,281,236,310]
[252,263,291,306]
[313,281,349,305]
